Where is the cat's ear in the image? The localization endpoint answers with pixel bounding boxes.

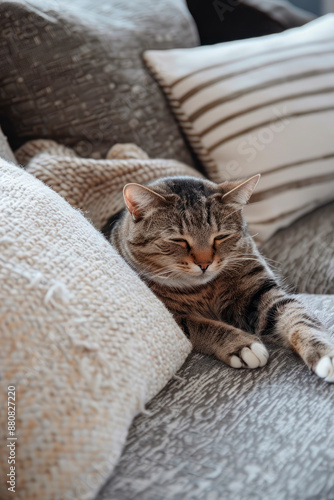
[219,174,261,205]
[123,183,168,221]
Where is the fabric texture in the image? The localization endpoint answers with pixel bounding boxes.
[15,140,202,231]
[0,156,192,500]
[0,0,198,163]
[187,0,314,45]
[144,15,334,243]
[97,293,334,500]
[0,126,16,164]
[261,200,334,295]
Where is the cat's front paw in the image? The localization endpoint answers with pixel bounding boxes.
[230,342,269,369]
[314,355,334,383]
[302,342,334,383]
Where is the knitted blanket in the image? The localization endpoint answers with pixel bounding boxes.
[16,139,202,231]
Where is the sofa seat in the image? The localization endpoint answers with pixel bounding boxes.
[261,201,334,295]
[98,293,334,500]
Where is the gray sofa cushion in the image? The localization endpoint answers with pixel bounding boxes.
[0,126,16,164]
[97,293,334,500]
[0,0,198,163]
[261,201,334,295]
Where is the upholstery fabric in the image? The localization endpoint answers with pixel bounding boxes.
[0,126,16,164]
[0,157,191,500]
[261,200,334,295]
[144,15,334,242]
[0,0,198,163]
[97,293,334,500]
[187,0,314,45]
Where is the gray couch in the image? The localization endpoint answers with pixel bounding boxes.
[1,1,333,499]
[98,295,334,500]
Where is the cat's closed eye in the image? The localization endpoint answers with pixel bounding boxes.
[214,234,229,241]
[170,235,233,249]
[170,238,190,249]
[214,234,234,245]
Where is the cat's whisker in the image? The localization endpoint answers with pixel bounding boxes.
[137,264,172,277]
[154,272,174,278]
[227,258,262,263]
[234,254,280,270]
[221,207,243,222]
[261,257,282,266]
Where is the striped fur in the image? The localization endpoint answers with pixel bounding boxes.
[108,176,334,382]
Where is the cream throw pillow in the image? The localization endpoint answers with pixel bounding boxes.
[0,158,191,500]
[144,15,334,242]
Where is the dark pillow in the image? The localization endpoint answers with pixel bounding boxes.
[0,0,199,163]
[186,0,315,44]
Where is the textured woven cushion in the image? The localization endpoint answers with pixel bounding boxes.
[0,0,198,163]
[144,15,334,243]
[97,293,334,500]
[0,158,191,500]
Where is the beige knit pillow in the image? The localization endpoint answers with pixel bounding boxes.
[144,15,334,242]
[0,158,191,500]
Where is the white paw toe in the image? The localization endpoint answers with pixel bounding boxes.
[230,355,243,368]
[240,343,269,369]
[315,356,334,383]
[241,347,259,368]
[251,342,269,367]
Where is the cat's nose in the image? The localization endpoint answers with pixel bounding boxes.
[195,261,212,272]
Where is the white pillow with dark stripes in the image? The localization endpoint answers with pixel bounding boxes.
[144,15,334,243]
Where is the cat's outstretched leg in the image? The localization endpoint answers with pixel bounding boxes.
[251,286,334,382]
[184,317,269,369]
[268,299,334,382]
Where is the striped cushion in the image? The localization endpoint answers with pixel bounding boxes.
[144,15,334,242]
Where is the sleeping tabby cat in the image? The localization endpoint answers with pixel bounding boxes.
[106,174,334,383]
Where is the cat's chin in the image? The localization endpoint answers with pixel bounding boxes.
[150,271,217,289]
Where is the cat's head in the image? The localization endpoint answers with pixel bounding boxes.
[122,175,260,288]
